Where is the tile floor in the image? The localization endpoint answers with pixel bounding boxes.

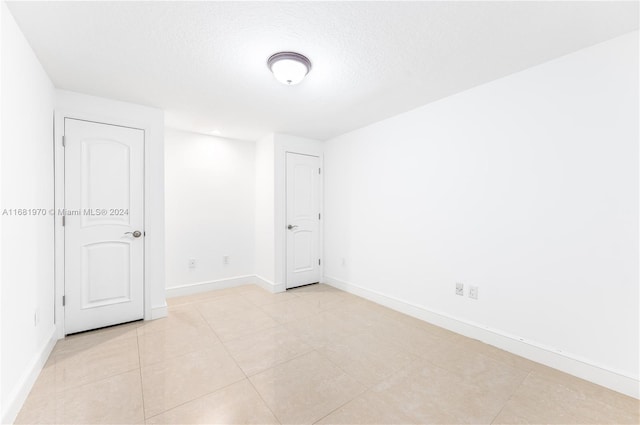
[15,284,639,424]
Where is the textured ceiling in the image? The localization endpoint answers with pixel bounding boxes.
[6,1,639,141]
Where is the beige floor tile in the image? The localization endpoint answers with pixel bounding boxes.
[259,296,324,324]
[205,308,280,342]
[318,331,417,387]
[315,390,415,425]
[458,338,536,373]
[250,351,365,424]
[367,318,448,358]
[292,290,356,312]
[492,372,588,424]
[375,306,431,329]
[320,308,380,341]
[288,283,341,295]
[14,365,58,424]
[492,407,578,425]
[377,310,468,343]
[16,285,637,425]
[283,311,363,349]
[243,288,300,306]
[369,360,508,424]
[534,364,640,413]
[52,335,140,392]
[141,345,246,418]
[424,338,529,394]
[53,321,140,356]
[493,368,640,424]
[22,361,57,400]
[419,322,468,341]
[348,298,398,315]
[137,325,220,366]
[14,397,58,425]
[146,380,279,424]
[196,294,255,322]
[225,325,313,376]
[325,301,388,330]
[57,370,144,424]
[137,306,209,336]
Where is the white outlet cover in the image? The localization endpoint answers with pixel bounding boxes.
[469,285,479,299]
[455,282,464,296]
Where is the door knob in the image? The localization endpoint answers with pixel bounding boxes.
[125,230,142,238]
[287,224,298,230]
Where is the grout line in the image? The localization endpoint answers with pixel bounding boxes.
[199,306,283,425]
[142,377,247,422]
[243,347,318,379]
[311,388,367,425]
[311,337,373,388]
[489,370,532,424]
[246,376,283,425]
[135,329,148,423]
[214,323,282,345]
[53,363,140,394]
[140,307,248,420]
[196,302,253,384]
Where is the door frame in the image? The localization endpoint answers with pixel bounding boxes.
[61,117,146,334]
[284,152,322,289]
[54,106,158,338]
[273,136,324,291]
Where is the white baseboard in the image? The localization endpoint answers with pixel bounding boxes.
[165,275,258,298]
[1,326,57,425]
[254,275,286,293]
[150,303,167,319]
[165,274,285,299]
[324,275,639,399]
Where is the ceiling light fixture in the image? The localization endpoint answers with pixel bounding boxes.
[267,52,312,85]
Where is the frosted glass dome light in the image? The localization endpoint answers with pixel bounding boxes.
[267,52,312,85]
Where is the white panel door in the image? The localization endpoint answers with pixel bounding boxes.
[64,118,144,334]
[286,153,321,289]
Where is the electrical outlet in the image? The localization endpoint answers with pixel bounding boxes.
[469,285,479,300]
[455,282,464,296]
[223,255,230,265]
[188,258,196,269]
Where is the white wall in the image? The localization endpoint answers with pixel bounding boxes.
[1,2,56,422]
[165,129,256,293]
[55,90,166,322]
[324,32,639,396]
[255,134,275,286]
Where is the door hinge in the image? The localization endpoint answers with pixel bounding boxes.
[62,216,65,226]
[319,259,321,266]
[62,135,66,147]
[62,295,65,306]
[318,168,321,174]
[318,213,321,220]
